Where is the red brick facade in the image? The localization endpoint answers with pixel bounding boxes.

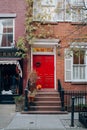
[55,23,87,91]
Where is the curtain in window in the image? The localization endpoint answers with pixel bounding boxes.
[0,22,3,46]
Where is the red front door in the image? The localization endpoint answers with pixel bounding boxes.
[33,55,54,88]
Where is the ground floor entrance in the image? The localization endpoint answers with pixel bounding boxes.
[33,55,54,89]
[0,64,23,95]
[31,39,59,89]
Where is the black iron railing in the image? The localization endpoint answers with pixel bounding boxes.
[58,79,65,111]
[58,79,87,128]
[58,79,87,112]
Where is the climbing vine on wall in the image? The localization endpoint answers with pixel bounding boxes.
[16,0,54,58]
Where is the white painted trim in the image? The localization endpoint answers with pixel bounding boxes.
[31,39,59,89]
[54,46,56,90]
[31,39,59,47]
[0,13,16,18]
[13,19,15,45]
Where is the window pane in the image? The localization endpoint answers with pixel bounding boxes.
[80,51,85,64]
[33,0,57,21]
[73,50,85,64]
[56,0,64,21]
[2,19,13,27]
[73,50,86,80]
[73,51,79,64]
[65,1,71,21]
[0,19,13,47]
[72,9,85,22]
[0,34,3,46]
[2,34,13,46]
[71,0,84,6]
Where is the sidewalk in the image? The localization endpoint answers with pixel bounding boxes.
[5,113,86,130]
[0,104,16,130]
[0,105,86,130]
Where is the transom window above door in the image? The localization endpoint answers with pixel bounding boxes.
[32,47,54,53]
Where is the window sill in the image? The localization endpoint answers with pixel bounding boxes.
[33,20,58,25]
[71,81,87,85]
[71,22,86,25]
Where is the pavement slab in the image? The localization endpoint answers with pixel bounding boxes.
[0,105,87,130]
[0,105,16,129]
[5,113,65,130]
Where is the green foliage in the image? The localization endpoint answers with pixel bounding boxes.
[14,95,24,103]
[16,37,28,58]
[16,0,53,58]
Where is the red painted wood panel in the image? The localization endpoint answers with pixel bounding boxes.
[33,55,54,88]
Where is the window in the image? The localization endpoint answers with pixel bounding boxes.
[33,0,57,22]
[73,50,86,80]
[65,48,87,82]
[70,0,86,22]
[33,0,86,22]
[71,0,84,7]
[0,19,14,47]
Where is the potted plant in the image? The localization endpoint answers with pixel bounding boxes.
[14,95,24,112]
[28,70,38,103]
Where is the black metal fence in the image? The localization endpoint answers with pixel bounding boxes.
[65,91,87,112]
[58,79,87,112]
[58,79,87,128]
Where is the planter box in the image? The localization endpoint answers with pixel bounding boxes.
[15,100,24,112]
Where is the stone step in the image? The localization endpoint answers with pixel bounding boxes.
[27,89,63,114]
[36,93,59,97]
[35,97,60,101]
[35,101,61,106]
[21,110,68,114]
[29,105,61,111]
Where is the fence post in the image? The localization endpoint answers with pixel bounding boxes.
[24,88,29,111]
[71,96,75,127]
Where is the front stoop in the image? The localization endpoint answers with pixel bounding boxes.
[22,89,68,114]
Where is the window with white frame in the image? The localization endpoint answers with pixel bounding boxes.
[33,0,87,22]
[0,19,14,47]
[65,48,87,82]
[71,0,84,6]
[67,0,87,22]
[73,50,86,80]
[33,0,57,22]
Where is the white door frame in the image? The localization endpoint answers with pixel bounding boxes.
[31,39,59,90]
